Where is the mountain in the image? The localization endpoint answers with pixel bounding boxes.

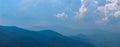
[74,29,120,47]
[0,26,95,47]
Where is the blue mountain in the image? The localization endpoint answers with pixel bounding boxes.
[0,26,95,47]
[74,29,120,47]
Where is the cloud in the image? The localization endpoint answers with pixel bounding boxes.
[114,11,120,17]
[71,0,120,25]
[77,5,87,18]
[79,5,87,15]
[96,0,120,24]
[80,0,86,10]
[94,0,98,4]
[105,0,120,16]
[76,0,99,18]
[105,0,118,10]
[79,0,87,14]
[96,17,108,24]
[55,12,67,18]
[97,6,105,13]
[75,0,87,19]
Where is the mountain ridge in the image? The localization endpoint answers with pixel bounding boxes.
[74,29,120,47]
[0,25,95,47]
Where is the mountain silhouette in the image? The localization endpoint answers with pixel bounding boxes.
[0,26,95,47]
[74,29,120,47]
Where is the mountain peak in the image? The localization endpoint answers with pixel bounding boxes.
[0,25,31,32]
[37,30,64,37]
[40,30,57,33]
[0,25,18,30]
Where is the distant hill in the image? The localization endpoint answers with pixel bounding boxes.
[74,29,120,47]
[0,26,95,47]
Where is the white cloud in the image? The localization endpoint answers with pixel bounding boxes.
[79,5,87,15]
[107,0,116,3]
[81,0,85,4]
[97,6,105,13]
[105,3,117,10]
[55,12,67,18]
[76,0,99,19]
[114,11,120,17]
[97,5,109,24]
[96,0,120,24]
[79,0,87,14]
[75,0,120,24]
[94,0,98,4]
[105,0,119,14]
[96,17,109,24]
[75,0,87,19]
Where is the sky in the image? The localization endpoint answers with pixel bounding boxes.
[0,0,120,35]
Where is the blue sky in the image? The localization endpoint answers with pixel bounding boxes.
[0,0,120,35]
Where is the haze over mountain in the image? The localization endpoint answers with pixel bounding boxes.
[0,26,95,47]
[0,0,120,47]
[72,29,120,47]
[0,0,120,35]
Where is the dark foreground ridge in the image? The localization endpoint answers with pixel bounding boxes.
[0,26,95,47]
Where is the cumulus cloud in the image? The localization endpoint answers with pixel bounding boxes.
[114,11,120,17]
[96,0,120,24]
[76,0,99,18]
[55,12,67,18]
[75,0,87,19]
[78,5,87,18]
[105,0,120,16]
[94,0,98,4]
[105,0,118,10]
[74,0,120,25]
[96,17,109,24]
[79,5,87,15]
[97,6,105,13]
